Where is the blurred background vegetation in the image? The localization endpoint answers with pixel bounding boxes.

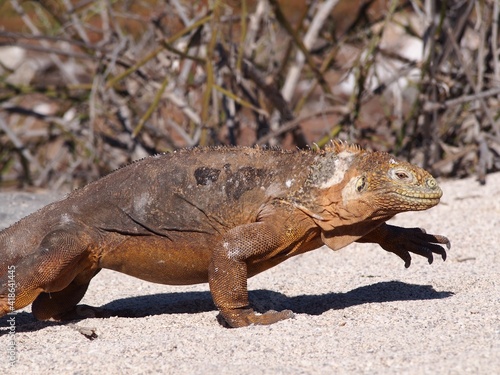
[0,0,499,190]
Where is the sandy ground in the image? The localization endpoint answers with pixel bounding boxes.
[0,173,498,375]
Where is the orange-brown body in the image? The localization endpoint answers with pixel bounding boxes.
[0,145,449,327]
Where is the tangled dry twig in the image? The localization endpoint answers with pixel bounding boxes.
[0,0,499,189]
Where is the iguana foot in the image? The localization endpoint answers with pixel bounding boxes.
[218,308,294,328]
[32,304,114,321]
[389,227,450,268]
[53,304,116,320]
[358,224,450,268]
[378,225,450,268]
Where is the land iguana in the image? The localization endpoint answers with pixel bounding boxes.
[0,143,450,328]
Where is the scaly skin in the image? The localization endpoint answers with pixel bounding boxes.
[0,143,450,327]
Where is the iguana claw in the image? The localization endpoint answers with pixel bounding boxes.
[385,226,450,268]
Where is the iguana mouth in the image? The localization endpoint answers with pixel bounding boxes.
[396,191,442,200]
[398,194,441,203]
[390,191,441,210]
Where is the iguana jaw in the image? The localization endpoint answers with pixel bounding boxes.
[383,190,441,212]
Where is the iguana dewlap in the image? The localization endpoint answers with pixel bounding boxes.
[0,144,450,327]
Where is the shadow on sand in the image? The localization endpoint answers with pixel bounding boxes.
[0,280,453,334]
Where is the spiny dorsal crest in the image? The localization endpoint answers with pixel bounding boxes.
[324,140,363,155]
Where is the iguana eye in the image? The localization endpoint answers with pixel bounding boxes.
[390,168,414,182]
[355,176,366,192]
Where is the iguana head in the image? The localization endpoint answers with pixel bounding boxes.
[337,145,442,215]
[298,142,442,231]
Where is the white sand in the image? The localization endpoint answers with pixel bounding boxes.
[0,173,498,374]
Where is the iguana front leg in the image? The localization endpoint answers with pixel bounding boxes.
[358,223,451,268]
[208,221,294,328]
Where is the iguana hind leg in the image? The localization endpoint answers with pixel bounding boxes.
[31,268,102,320]
[0,227,100,320]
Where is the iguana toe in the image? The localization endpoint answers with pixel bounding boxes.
[219,308,294,328]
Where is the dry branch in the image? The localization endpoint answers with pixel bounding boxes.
[1,0,500,188]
